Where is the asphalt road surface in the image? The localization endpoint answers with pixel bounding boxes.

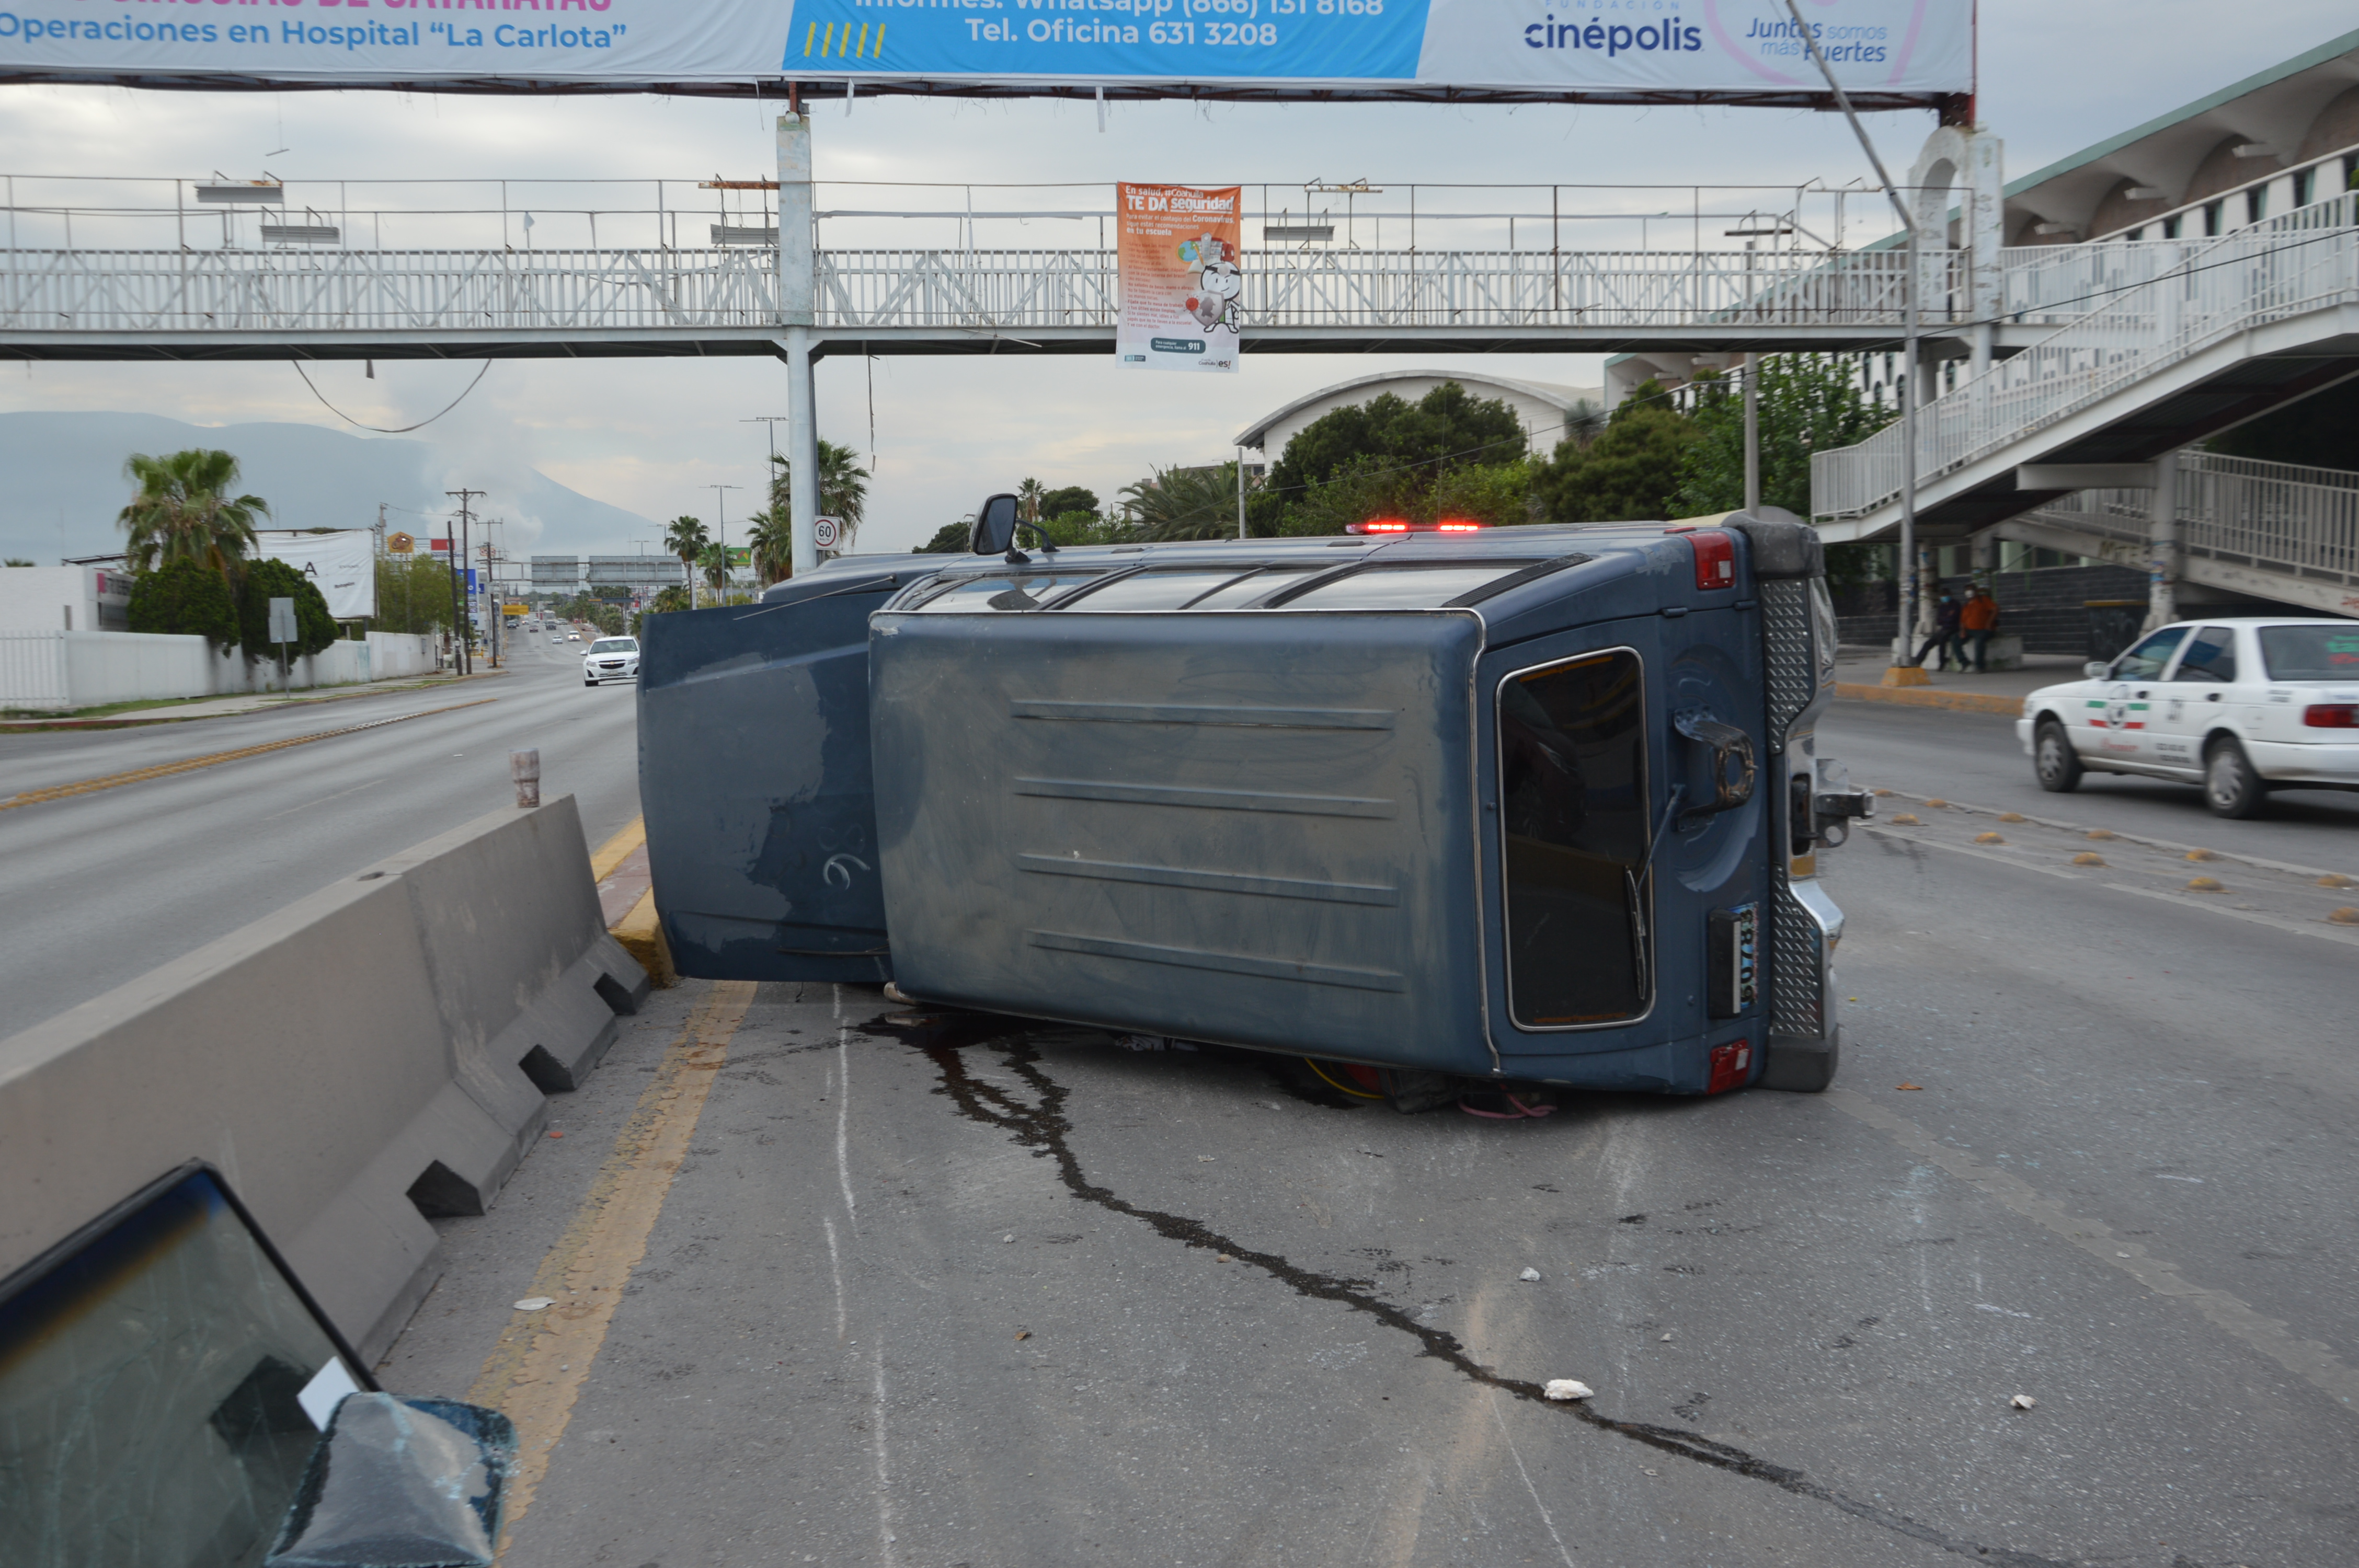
[0,628,642,1038]
[379,695,2359,1568]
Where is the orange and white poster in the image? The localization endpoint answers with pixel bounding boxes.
[1116,184,1243,374]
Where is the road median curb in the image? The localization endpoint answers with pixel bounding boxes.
[1835,681,2025,717]
[611,889,678,989]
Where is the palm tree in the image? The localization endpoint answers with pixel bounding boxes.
[1016,477,1046,525]
[664,514,708,608]
[118,449,270,575]
[1118,463,1241,542]
[768,440,870,551]
[697,540,732,601]
[745,508,795,586]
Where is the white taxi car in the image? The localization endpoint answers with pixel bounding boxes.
[2017,617,2359,817]
[582,636,640,686]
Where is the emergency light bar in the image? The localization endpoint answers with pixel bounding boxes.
[1345,519,1487,535]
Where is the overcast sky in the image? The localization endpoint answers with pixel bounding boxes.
[1,2,2351,557]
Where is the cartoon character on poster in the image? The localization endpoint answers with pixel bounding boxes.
[1181,235,1243,335]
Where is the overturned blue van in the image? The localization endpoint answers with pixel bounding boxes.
[638,508,1869,1094]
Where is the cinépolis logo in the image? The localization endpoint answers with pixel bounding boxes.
[1522,1,1701,57]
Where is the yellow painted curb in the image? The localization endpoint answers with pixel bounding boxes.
[587,815,647,882]
[1835,682,2025,717]
[611,887,677,989]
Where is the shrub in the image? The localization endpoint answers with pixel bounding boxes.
[237,558,338,660]
[126,559,241,652]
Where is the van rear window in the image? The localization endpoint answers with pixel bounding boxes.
[1278,562,1545,610]
[2259,625,2359,681]
[1497,649,1650,1029]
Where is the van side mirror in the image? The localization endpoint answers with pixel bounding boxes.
[971,495,1021,557]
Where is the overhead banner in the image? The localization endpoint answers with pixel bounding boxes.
[0,1,1972,99]
[252,531,375,620]
[1116,184,1242,373]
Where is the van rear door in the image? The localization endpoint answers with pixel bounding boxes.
[637,570,907,982]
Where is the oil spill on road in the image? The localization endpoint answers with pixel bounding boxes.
[900,1027,2072,1568]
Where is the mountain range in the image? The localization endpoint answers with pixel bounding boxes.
[0,411,658,567]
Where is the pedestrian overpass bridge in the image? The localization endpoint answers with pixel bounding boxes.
[5,169,2354,613]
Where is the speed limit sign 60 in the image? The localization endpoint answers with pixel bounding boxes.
[812,516,842,550]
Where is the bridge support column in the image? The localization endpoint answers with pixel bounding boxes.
[2145,450,2181,630]
[786,327,820,577]
[778,110,820,577]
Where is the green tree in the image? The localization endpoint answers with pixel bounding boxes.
[767,441,870,549]
[373,554,456,635]
[1119,463,1244,541]
[1265,383,1527,509]
[1038,486,1098,519]
[914,520,973,554]
[643,584,692,616]
[745,507,795,585]
[663,515,709,607]
[1530,382,1694,523]
[3,558,33,568]
[125,558,241,652]
[117,449,270,575]
[1041,510,1134,547]
[1674,357,1895,517]
[697,540,732,598]
[237,558,338,660]
[1015,477,1047,524]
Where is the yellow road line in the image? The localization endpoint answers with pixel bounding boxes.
[588,815,647,882]
[468,979,757,1555]
[0,698,497,812]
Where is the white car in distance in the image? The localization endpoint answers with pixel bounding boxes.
[583,636,640,686]
[2017,617,2359,816]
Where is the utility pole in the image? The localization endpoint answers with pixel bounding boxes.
[706,483,742,604]
[446,489,484,675]
[1780,0,1923,682]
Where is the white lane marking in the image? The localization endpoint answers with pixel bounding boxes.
[1829,1089,2359,1414]
[869,1343,900,1568]
[1489,1390,1577,1568]
[258,774,391,823]
[837,1021,860,1235]
[1865,827,2359,949]
[823,1216,849,1345]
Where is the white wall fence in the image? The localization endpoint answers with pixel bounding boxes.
[0,630,440,712]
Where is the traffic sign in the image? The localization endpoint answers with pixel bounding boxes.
[812,516,841,550]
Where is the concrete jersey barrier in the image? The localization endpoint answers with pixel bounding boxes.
[0,795,650,1361]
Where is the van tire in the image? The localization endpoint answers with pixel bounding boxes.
[2034,719,2083,792]
[2204,737,2266,818]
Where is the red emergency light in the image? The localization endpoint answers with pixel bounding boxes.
[1344,518,1488,535]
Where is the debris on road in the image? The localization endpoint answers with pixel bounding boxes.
[1519,1267,1542,1282]
[514,1297,553,1311]
[2010,1394,2038,1410]
[1896,1082,1924,1091]
[1002,1233,1016,1243]
[1544,1379,1595,1401]
[1661,1332,1675,1342]
[1015,1330,1031,1341]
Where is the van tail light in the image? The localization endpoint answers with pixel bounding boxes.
[1706,1041,1754,1094]
[2303,704,2359,729]
[1682,529,1736,591]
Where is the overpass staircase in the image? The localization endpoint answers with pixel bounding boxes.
[1812,193,2359,617]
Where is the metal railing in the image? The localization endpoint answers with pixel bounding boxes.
[1,246,783,333]
[2021,449,2359,586]
[816,244,1946,331]
[1813,194,2359,521]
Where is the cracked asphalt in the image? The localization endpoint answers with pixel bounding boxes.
[376,700,2359,1568]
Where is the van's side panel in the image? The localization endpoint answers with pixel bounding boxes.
[871,612,1492,1073]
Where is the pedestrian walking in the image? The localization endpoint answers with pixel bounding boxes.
[1913,592,1964,670]
[1960,586,2002,672]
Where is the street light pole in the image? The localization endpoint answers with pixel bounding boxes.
[1780,0,1923,680]
[706,483,742,604]
[743,416,789,515]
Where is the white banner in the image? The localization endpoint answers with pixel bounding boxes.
[0,0,1972,99]
[1117,184,1243,373]
[253,531,376,620]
